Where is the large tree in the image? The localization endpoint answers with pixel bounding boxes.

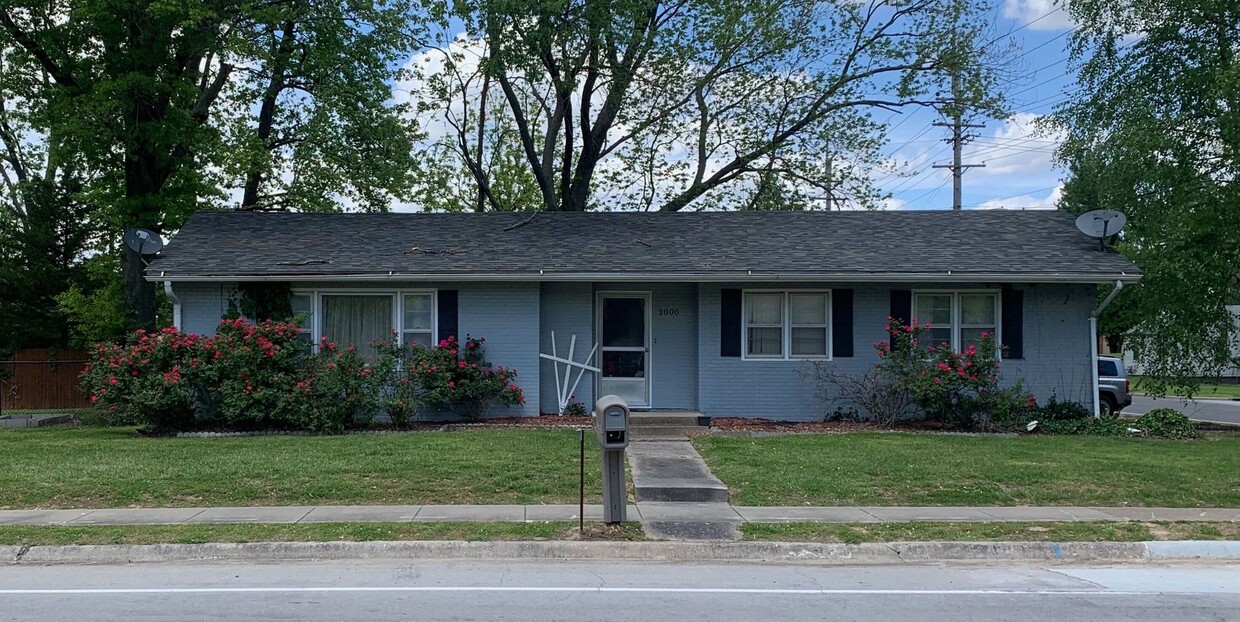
[1,0,241,332]
[412,0,1004,212]
[222,0,425,212]
[0,40,97,351]
[1,1,428,341]
[1053,0,1240,394]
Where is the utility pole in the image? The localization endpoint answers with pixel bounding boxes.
[932,72,985,210]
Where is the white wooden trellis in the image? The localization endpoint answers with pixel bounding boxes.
[538,332,600,414]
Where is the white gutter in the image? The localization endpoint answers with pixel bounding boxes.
[164,281,182,330]
[1090,280,1125,418]
[148,271,1141,285]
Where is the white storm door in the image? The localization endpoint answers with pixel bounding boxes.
[598,294,651,407]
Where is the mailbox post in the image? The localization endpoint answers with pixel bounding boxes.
[593,395,630,523]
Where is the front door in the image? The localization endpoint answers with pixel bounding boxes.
[598,293,651,407]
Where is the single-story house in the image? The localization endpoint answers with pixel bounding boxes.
[147,210,1140,420]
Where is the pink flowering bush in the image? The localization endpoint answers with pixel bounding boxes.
[82,319,381,433]
[294,341,381,433]
[195,318,308,429]
[376,335,524,421]
[80,327,201,432]
[876,317,1035,431]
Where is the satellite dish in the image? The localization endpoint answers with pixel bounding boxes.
[123,228,165,255]
[1075,210,1127,250]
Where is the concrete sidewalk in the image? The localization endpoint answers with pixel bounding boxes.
[0,504,1236,527]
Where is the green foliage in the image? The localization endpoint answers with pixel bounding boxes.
[1134,408,1199,440]
[876,318,1035,431]
[1039,408,1198,440]
[82,324,523,432]
[1053,0,1240,395]
[55,255,137,346]
[81,319,380,434]
[1036,396,1093,422]
[2,0,428,338]
[375,335,525,421]
[79,328,200,432]
[233,283,295,322]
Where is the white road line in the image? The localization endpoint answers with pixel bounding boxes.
[0,587,1156,596]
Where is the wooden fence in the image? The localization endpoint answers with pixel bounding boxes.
[0,349,90,412]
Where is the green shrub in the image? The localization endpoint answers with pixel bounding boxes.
[296,344,381,433]
[1039,417,1132,436]
[1135,408,1198,440]
[84,324,523,432]
[196,318,308,429]
[876,318,1035,431]
[1038,408,1198,439]
[1037,396,1092,421]
[385,335,525,421]
[80,328,200,433]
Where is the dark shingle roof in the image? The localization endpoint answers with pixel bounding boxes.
[147,210,1140,283]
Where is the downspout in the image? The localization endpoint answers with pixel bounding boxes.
[164,281,182,331]
[1090,280,1125,418]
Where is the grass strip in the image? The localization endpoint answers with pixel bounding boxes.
[0,427,601,508]
[0,521,645,546]
[695,432,1240,507]
[742,521,1240,544]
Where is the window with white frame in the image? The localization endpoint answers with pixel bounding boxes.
[291,289,437,358]
[290,293,314,351]
[402,292,435,347]
[743,291,831,359]
[912,291,999,352]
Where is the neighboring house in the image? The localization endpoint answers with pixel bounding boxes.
[147,210,1140,420]
[1111,305,1240,378]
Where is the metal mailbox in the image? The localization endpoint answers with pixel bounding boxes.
[594,394,630,449]
[593,395,630,523]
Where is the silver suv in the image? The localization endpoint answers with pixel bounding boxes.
[1098,356,1133,417]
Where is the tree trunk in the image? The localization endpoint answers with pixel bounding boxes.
[242,20,297,210]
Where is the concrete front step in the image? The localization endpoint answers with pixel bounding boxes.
[627,441,730,503]
[630,426,704,441]
[632,478,729,503]
[629,411,705,427]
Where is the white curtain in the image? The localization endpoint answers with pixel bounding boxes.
[322,295,392,359]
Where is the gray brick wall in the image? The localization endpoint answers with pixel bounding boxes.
[697,282,1096,421]
[539,282,595,413]
[170,280,540,417]
[171,279,1096,422]
[171,282,237,336]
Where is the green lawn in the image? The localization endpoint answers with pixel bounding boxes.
[694,432,1240,507]
[0,427,600,509]
[0,521,645,546]
[1132,377,1240,399]
[743,521,1240,544]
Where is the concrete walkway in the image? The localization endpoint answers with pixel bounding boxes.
[0,505,1235,527]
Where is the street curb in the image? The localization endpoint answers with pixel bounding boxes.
[1146,540,1240,559]
[6,539,1236,565]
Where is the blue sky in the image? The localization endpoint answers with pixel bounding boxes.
[877,0,1075,210]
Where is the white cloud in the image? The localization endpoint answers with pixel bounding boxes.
[974,183,1063,209]
[969,112,1064,178]
[1003,0,1074,31]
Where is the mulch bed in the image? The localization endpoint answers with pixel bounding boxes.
[410,415,592,431]
[707,417,954,434]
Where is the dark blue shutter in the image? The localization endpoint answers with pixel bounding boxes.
[1001,287,1024,359]
[832,289,854,357]
[889,289,912,344]
[720,289,742,357]
[437,290,458,343]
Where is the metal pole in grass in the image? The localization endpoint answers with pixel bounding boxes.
[579,427,585,534]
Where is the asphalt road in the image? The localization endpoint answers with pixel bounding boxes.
[1123,394,1240,426]
[1,560,1238,621]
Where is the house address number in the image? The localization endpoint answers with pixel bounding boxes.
[657,307,680,316]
